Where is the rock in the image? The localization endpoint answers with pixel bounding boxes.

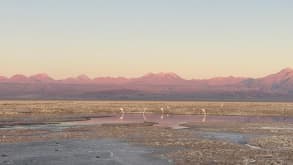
[1,154,8,157]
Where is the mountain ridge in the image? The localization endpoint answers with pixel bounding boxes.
[0,70,278,83]
[0,68,293,100]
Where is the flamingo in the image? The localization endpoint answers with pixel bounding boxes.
[160,107,164,119]
[201,108,207,122]
[142,107,147,121]
[119,108,125,120]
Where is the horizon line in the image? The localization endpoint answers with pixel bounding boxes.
[1,67,292,81]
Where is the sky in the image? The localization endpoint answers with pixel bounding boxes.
[0,0,292,79]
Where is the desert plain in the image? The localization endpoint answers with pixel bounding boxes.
[1,101,293,165]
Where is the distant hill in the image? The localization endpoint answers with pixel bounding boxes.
[1,68,293,101]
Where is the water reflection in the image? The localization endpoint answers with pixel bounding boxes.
[2,112,293,130]
[72,113,293,130]
[160,107,165,119]
[201,108,207,122]
[119,106,172,121]
[142,108,147,121]
[118,107,209,125]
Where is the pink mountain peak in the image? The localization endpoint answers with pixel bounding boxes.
[133,72,185,85]
[30,73,53,81]
[259,68,293,86]
[77,74,91,81]
[10,74,28,81]
[272,68,293,77]
[142,72,183,80]
[279,67,293,74]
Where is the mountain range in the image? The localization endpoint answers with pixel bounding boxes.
[1,68,293,101]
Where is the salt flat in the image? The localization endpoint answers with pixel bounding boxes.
[1,101,293,164]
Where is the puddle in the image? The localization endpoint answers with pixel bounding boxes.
[2,113,293,148]
[65,113,293,129]
[2,113,293,131]
[0,123,72,131]
[260,126,293,130]
[64,114,205,129]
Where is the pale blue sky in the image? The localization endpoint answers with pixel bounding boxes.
[0,0,292,79]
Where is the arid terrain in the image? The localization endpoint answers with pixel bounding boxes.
[1,101,293,164]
